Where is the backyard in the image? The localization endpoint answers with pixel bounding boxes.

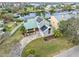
[22,37,74,57]
[0,26,23,56]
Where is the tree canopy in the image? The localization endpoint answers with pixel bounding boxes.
[59,17,79,45]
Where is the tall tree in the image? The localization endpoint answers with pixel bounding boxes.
[62,5,73,11]
[59,17,79,45]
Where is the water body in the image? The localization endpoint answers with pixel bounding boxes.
[21,11,79,21]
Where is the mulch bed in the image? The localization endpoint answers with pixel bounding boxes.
[44,35,55,41]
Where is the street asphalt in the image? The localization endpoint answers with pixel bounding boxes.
[55,45,79,57]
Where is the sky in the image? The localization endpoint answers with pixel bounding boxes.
[0,0,79,2]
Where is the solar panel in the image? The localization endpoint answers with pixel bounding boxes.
[36,17,43,23]
[40,25,48,31]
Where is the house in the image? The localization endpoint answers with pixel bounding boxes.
[35,16,53,37]
[45,5,52,12]
[23,16,53,37]
[72,5,76,10]
[72,11,77,15]
[13,13,21,18]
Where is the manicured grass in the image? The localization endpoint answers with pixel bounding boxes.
[22,37,73,57]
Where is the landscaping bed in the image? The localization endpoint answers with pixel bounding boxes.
[22,37,74,57]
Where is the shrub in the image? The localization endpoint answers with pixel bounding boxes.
[24,49,35,56]
[53,29,63,38]
[59,18,79,45]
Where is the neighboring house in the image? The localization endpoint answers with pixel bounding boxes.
[45,5,52,12]
[61,4,64,8]
[72,5,76,10]
[56,9,62,12]
[23,16,53,37]
[13,13,21,18]
[71,11,78,15]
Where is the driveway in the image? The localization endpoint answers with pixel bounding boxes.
[55,45,79,57]
[9,31,42,57]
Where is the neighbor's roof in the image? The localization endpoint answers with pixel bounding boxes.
[23,19,37,30]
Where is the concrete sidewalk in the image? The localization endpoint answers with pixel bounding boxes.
[55,45,79,57]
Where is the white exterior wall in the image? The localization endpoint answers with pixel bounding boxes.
[43,27,53,37]
[35,16,53,37]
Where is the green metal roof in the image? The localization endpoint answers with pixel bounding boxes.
[23,19,37,30]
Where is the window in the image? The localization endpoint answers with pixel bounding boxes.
[40,25,48,31]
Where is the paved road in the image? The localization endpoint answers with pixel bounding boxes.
[55,45,79,57]
[9,31,41,57]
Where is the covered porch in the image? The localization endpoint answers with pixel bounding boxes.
[23,18,38,36]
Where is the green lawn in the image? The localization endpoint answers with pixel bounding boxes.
[22,37,73,57]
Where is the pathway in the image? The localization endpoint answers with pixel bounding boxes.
[9,31,42,57]
[55,45,79,57]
